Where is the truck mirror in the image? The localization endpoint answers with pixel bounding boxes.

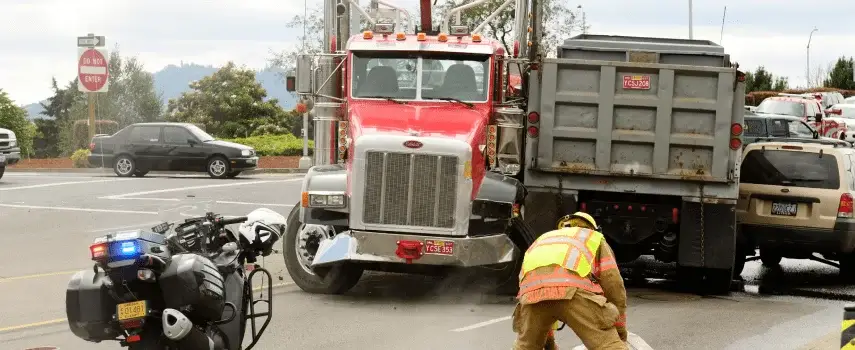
[295,55,313,94]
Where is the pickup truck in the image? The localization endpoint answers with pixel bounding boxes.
[743,113,849,146]
[0,127,20,166]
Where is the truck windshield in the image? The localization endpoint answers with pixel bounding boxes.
[351,52,490,102]
[755,99,805,117]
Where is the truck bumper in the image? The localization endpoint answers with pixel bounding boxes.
[311,230,517,268]
[0,148,20,164]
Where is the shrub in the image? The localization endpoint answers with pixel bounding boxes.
[72,120,120,150]
[224,134,314,156]
[71,149,91,168]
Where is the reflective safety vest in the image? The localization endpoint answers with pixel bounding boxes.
[519,227,604,280]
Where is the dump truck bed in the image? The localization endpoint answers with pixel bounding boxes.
[531,34,742,183]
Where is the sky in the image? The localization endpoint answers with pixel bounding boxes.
[1,0,854,105]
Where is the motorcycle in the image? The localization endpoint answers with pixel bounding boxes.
[65,202,285,349]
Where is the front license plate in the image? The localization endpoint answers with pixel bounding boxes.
[424,240,454,255]
[771,202,798,216]
[117,300,148,321]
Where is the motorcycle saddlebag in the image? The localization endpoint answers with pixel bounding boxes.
[159,253,226,322]
[65,268,120,341]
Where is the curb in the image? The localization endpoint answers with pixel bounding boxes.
[4,168,309,175]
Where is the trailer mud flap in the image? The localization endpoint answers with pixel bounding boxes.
[677,201,737,269]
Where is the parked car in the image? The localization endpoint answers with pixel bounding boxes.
[89,122,258,178]
[756,96,854,142]
[0,127,21,166]
[743,113,848,146]
[844,96,855,104]
[736,139,855,280]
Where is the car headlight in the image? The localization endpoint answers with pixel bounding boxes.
[241,149,252,157]
[308,193,346,208]
[8,140,15,147]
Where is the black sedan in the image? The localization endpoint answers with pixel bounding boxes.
[88,122,259,178]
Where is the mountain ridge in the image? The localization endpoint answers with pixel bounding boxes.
[21,63,297,120]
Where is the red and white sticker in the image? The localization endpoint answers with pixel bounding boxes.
[622,75,651,90]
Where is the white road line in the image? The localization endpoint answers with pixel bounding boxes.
[0,203,157,215]
[87,221,164,232]
[450,316,512,332]
[216,200,293,207]
[0,179,129,191]
[100,179,301,199]
[109,197,181,202]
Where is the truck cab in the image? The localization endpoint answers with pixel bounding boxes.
[285,23,527,295]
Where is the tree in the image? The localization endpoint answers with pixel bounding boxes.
[772,77,789,91]
[35,78,84,157]
[0,89,36,157]
[823,56,855,90]
[166,62,292,138]
[744,66,775,92]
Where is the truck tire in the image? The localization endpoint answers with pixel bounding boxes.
[283,203,363,294]
[839,254,855,282]
[677,266,733,295]
[0,166,4,180]
[759,249,782,267]
[491,250,522,296]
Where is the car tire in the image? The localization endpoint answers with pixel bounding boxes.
[133,170,149,177]
[113,155,136,177]
[759,249,782,267]
[207,156,230,179]
[0,166,4,180]
[226,171,241,178]
[283,203,363,294]
[839,254,855,282]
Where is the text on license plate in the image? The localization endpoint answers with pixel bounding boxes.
[424,240,454,255]
[116,300,148,321]
[771,202,798,216]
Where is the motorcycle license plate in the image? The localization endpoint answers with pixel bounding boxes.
[117,300,148,321]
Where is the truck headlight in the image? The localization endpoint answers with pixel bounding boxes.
[241,149,253,157]
[306,192,347,208]
[8,140,15,147]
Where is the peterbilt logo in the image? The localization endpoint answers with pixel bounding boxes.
[403,140,423,148]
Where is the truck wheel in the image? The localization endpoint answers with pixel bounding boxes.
[759,249,782,267]
[113,155,136,177]
[839,254,855,282]
[677,266,733,295]
[283,204,363,294]
[491,249,522,296]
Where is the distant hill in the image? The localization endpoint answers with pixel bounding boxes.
[21,63,297,120]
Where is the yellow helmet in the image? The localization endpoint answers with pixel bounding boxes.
[556,211,598,230]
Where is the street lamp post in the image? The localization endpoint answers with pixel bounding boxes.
[807,27,818,88]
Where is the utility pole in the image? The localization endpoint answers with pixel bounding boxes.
[807,27,818,88]
[719,6,727,44]
[298,0,312,169]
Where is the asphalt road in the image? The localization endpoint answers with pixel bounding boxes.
[0,171,851,350]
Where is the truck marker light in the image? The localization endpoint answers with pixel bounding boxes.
[730,123,743,136]
[672,208,679,224]
[417,33,426,41]
[528,112,540,124]
[363,31,374,39]
[471,34,482,42]
[396,32,406,41]
[438,33,448,42]
[301,192,309,208]
[527,126,539,138]
[729,138,742,150]
[464,161,472,179]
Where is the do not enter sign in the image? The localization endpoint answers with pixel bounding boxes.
[78,48,109,92]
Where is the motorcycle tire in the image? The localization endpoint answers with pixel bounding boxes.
[283,203,363,294]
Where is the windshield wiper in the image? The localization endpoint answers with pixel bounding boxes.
[425,97,474,108]
[360,95,407,104]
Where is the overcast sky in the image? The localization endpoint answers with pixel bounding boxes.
[2,0,853,105]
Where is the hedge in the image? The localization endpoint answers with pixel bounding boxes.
[71,149,91,168]
[746,88,855,106]
[224,134,314,156]
[72,119,119,150]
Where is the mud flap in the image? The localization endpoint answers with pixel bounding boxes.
[677,201,737,269]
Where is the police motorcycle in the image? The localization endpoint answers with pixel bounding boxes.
[65,201,284,349]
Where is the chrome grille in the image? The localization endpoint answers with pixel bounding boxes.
[363,151,459,228]
[0,142,8,147]
[0,133,8,140]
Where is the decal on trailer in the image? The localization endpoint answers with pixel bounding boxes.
[622,75,651,90]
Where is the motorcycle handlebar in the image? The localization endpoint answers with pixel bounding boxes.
[217,216,248,225]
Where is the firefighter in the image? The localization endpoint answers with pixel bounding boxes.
[512,212,628,350]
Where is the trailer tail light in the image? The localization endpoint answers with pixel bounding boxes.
[672,208,679,224]
[838,193,853,218]
[729,137,742,150]
[527,126,539,138]
[528,112,540,124]
[580,202,587,212]
[731,123,743,136]
[487,125,497,167]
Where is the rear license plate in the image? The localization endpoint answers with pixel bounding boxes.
[117,300,148,321]
[771,202,798,216]
[424,240,454,255]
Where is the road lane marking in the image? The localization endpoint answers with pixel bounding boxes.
[0,203,157,215]
[450,315,512,332]
[87,221,164,233]
[100,179,301,200]
[216,201,294,207]
[0,282,295,333]
[0,270,80,283]
[108,197,181,202]
[0,179,130,191]
[0,318,67,333]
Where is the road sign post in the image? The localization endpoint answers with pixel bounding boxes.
[77,33,108,140]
